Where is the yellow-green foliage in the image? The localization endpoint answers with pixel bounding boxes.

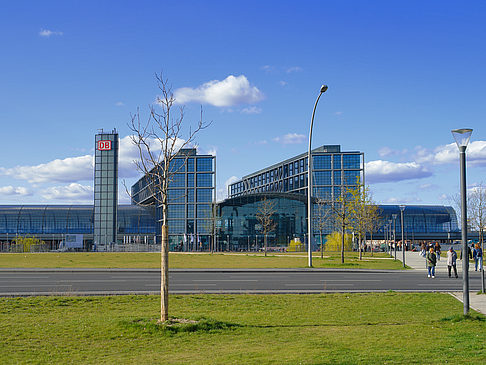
[13,236,45,252]
[324,231,352,251]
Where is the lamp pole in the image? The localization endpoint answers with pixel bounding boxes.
[307,85,328,268]
[388,220,392,257]
[452,128,473,315]
[392,214,397,260]
[400,205,406,268]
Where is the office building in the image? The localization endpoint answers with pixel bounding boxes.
[130,148,215,249]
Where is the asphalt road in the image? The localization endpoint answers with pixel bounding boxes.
[0,269,483,296]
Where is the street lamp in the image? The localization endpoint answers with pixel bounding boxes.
[307,84,328,267]
[452,128,473,315]
[388,219,393,257]
[400,205,406,268]
[392,214,397,260]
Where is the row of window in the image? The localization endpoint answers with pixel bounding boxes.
[230,153,362,196]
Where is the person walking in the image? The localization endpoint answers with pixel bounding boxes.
[447,247,458,278]
[426,247,437,278]
[473,243,483,271]
[435,242,441,261]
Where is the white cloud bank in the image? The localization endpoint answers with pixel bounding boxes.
[416,141,486,166]
[41,183,93,201]
[0,186,31,196]
[273,133,306,145]
[365,160,432,184]
[0,155,93,183]
[174,75,264,107]
[39,29,63,37]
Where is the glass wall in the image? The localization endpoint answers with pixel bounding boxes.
[218,193,307,250]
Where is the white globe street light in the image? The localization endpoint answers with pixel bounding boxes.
[451,128,473,315]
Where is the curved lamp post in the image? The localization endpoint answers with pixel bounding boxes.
[452,128,473,315]
[400,205,406,268]
[307,85,328,267]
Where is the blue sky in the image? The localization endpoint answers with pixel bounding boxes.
[0,1,485,206]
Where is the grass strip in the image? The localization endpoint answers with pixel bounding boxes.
[0,252,405,270]
[0,293,484,364]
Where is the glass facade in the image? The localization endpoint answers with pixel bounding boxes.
[94,130,119,247]
[218,193,308,250]
[0,205,155,245]
[228,145,364,245]
[375,205,459,239]
[130,148,215,249]
[0,204,461,249]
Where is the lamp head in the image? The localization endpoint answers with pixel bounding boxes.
[399,205,405,212]
[392,214,397,220]
[320,85,328,93]
[451,128,473,149]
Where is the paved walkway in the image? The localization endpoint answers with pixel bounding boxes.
[395,250,486,315]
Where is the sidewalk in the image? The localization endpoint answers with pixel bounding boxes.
[397,250,486,315]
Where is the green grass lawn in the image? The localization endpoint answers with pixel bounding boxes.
[0,293,484,364]
[0,252,406,270]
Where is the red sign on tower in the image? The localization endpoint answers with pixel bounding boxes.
[97,140,112,151]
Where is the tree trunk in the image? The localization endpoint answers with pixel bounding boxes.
[264,234,267,257]
[359,233,362,260]
[370,231,374,257]
[320,232,323,259]
[160,224,169,322]
[341,223,345,264]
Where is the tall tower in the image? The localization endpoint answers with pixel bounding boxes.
[94,129,119,249]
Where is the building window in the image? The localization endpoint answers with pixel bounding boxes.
[196,158,213,172]
[196,173,213,187]
[313,155,331,169]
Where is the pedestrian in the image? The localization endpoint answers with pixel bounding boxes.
[435,242,441,261]
[473,243,483,271]
[447,247,458,278]
[426,247,437,278]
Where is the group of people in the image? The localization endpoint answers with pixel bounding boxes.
[420,242,483,279]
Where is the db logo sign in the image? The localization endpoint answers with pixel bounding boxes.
[97,140,112,151]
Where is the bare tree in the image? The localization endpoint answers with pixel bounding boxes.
[256,197,277,257]
[127,73,210,322]
[316,198,332,259]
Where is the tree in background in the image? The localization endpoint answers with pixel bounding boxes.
[324,231,353,251]
[348,179,377,260]
[14,236,45,252]
[128,73,210,322]
[321,186,354,263]
[256,197,277,257]
[316,198,332,259]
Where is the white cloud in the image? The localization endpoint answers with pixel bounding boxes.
[241,106,262,114]
[382,196,422,204]
[285,66,303,73]
[415,140,486,166]
[115,101,124,106]
[334,111,343,116]
[0,186,31,196]
[261,65,274,73]
[41,183,93,201]
[0,155,93,183]
[216,175,240,202]
[366,160,432,184]
[118,135,189,179]
[39,29,63,37]
[273,133,306,145]
[174,75,264,107]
